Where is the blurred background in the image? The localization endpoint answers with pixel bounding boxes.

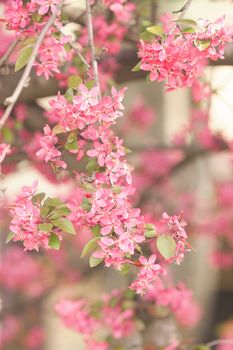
[1,0,233,349]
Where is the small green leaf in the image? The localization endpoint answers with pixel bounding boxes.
[64,88,74,102]
[5,232,14,244]
[49,207,71,220]
[38,223,53,232]
[68,75,82,89]
[182,27,197,34]
[40,205,50,218]
[52,218,75,234]
[81,197,92,212]
[140,31,155,41]
[2,127,14,143]
[65,132,78,151]
[15,47,33,72]
[49,233,60,250]
[91,224,101,236]
[194,38,211,51]
[86,80,95,89]
[145,223,157,238]
[119,264,130,275]
[132,62,141,72]
[44,197,65,208]
[176,19,197,28]
[194,346,210,350]
[53,124,66,135]
[89,255,103,267]
[146,25,164,37]
[156,235,176,259]
[22,37,36,47]
[86,159,99,172]
[32,192,45,204]
[81,237,99,258]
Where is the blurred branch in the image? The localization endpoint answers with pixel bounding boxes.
[0,39,19,68]
[0,0,65,130]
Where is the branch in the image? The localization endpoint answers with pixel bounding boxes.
[173,0,193,19]
[206,339,233,348]
[0,39,19,68]
[54,24,91,69]
[0,0,65,130]
[86,0,101,93]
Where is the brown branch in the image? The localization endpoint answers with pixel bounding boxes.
[0,0,65,130]
[54,24,91,69]
[0,39,19,68]
[173,0,193,19]
[86,0,101,93]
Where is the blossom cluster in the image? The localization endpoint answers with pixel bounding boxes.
[145,279,201,327]
[9,180,75,251]
[138,16,233,90]
[55,289,135,350]
[30,84,190,294]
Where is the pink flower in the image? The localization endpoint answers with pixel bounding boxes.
[74,84,99,111]
[0,143,11,164]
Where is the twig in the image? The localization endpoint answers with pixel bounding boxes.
[173,0,193,19]
[0,0,65,130]
[0,39,19,68]
[54,24,91,69]
[86,0,101,94]
[206,339,233,348]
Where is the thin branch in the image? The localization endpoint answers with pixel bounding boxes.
[0,0,65,130]
[86,0,101,93]
[54,24,91,69]
[206,339,233,348]
[173,0,193,19]
[0,39,19,68]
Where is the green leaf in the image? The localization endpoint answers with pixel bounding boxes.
[182,27,197,34]
[65,132,78,151]
[86,159,99,172]
[38,223,53,232]
[132,62,141,72]
[15,47,33,72]
[194,346,210,350]
[119,264,130,275]
[2,127,14,143]
[53,124,66,135]
[49,233,60,250]
[81,197,92,212]
[89,255,103,267]
[68,75,82,89]
[5,232,14,244]
[44,197,65,208]
[176,19,197,28]
[52,218,75,234]
[140,30,155,41]
[81,237,99,258]
[194,38,211,51]
[64,88,74,102]
[40,205,50,218]
[91,224,101,236]
[156,235,176,259]
[49,207,71,220]
[22,37,36,47]
[146,25,164,37]
[145,223,157,238]
[32,192,45,204]
[86,80,95,89]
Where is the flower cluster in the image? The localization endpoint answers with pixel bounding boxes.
[55,289,135,350]
[138,16,233,90]
[9,181,50,251]
[145,280,201,327]
[36,124,66,169]
[35,84,190,294]
[9,180,75,251]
